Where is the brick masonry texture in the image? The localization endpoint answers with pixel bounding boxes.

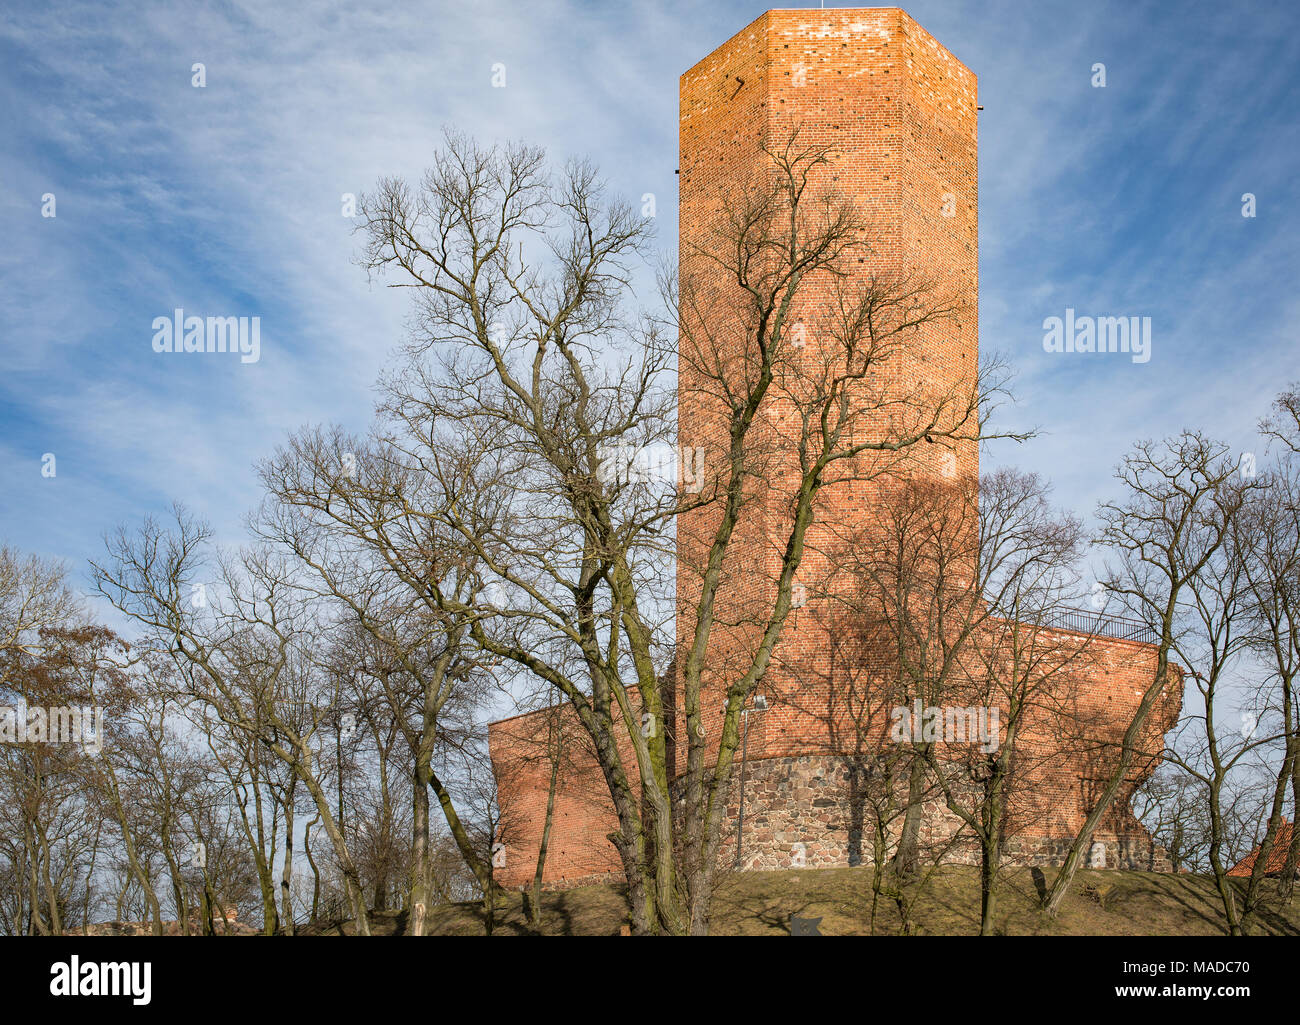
[488,8,1182,890]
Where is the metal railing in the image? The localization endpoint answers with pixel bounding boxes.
[1028,607,1157,644]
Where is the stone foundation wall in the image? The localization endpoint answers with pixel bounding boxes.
[713,754,1168,874]
[501,750,1169,892]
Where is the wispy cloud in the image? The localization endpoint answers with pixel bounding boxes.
[2,0,1297,595]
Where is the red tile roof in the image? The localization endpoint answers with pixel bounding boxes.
[1228,819,1297,877]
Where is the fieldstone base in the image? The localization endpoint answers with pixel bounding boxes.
[507,753,1170,892]
[715,754,1169,873]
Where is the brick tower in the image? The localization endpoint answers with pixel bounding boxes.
[489,8,1181,887]
[675,6,980,770]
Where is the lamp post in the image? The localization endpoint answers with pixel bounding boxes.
[734,693,767,869]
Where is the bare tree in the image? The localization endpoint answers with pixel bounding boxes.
[1258,383,1300,897]
[811,469,1090,934]
[1134,764,1208,872]
[255,426,500,931]
[348,127,1007,933]
[92,509,375,934]
[0,620,105,934]
[1043,433,1246,917]
[0,546,77,691]
[929,471,1090,935]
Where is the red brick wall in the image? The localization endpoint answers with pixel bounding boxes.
[676,6,980,738]
[489,708,622,888]
[675,4,981,798]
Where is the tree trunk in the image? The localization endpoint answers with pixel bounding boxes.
[527,738,562,932]
[409,763,431,935]
[890,754,928,882]
[1043,655,1171,917]
[280,790,295,934]
[304,813,321,923]
[1282,763,1300,903]
[296,767,370,935]
[979,839,1000,937]
[102,761,165,935]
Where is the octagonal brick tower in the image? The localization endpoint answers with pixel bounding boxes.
[675,8,979,764]
[488,8,1179,888]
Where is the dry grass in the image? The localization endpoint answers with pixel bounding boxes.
[383,866,1300,936]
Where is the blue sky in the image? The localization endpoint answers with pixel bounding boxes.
[2,0,1298,609]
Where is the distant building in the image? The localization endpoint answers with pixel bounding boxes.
[1229,819,1298,878]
